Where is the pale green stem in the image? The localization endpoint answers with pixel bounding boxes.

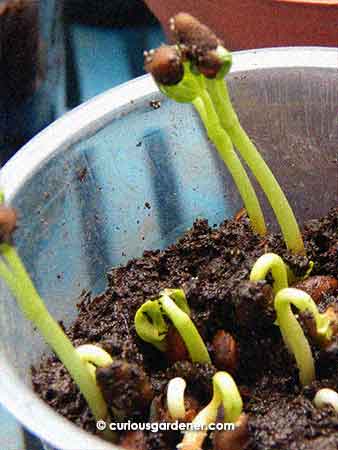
[76,344,113,382]
[274,287,332,386]
[192,90,266,236]
[178,371,242,450]
[167,377,187,420]
[76,344,114,368]
[159,294,211,364]
[314,388,338,413]
[0,243,114,439]
[206,78,305,255]
[249,252,289,295]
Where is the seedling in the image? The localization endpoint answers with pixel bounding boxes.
[178,371,244,450]
[134,288,211,363]
[167,377,187,420]
[146,13,306,254]
[250,253,336,385]
[249,252,289,294]
[145,46,266,237]
[314,388,338,413]
[275,287,333,385]
[0,196,114,440]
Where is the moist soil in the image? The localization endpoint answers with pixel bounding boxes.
[32,208,338,450]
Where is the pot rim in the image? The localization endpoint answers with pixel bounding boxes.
[0,46,337,450]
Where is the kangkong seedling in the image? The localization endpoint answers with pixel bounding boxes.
[0,195,114,440]
[134,288,211,363]
[178,371,245,450]
[250,253,337,385]
[171,13,305,255]
[274,288,329,385]
[146,13,306,254]
[145,45,266,237]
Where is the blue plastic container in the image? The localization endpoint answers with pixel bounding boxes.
[0,48,337,450]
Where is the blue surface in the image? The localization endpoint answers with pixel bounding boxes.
[68,23,164,102]
[0,405,24,449]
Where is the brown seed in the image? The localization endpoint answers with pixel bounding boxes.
[144,45,184,86]
[213,413,249,450]
[119,431,147,450]
[171,13,219,55]
[165,325,189,363]
[293,276,338,304]
[212,330,239,374]
[301,304,338,347]
[196,49,224,78]
[233,281,275,329]
[0,205,17,242]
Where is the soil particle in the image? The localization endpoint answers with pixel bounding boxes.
[32,208,338,449]
[96,360,154,418]
[149,100,161,110]
[77,167,88,183]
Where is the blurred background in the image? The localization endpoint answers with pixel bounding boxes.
[0,0,164,166]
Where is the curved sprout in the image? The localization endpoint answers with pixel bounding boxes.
[178,371,243,450]
[167,377,187,420]
[76,344,113,381]
[314,388,338,413]
[134,289,211,364]
[160,292,211,363]
[161,288,191,315]
[250,252,289,294]
[275,287,333,385]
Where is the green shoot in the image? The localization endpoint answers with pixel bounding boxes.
[167,377,187,420]
[134,289,211,364]
[145,46,266,237]
[76,344,113,381]
[168,13,305,255]
[313,388,338,413]
[178,371,243,450]
[249,252,289,295]
[0,198,114,439]
[250,253,336,385]
[205,76,305,255]
[274,287,333,386]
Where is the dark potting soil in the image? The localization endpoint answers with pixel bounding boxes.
[32,208,338,450]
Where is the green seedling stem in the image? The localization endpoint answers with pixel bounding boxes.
[274,287,332,386]
[249,252,289,294]
[178,371,243,450]
[204,67,305,255]
[135,289,211,364]
[0,230,114,440]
